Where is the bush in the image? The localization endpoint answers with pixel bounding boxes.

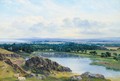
[89,51,97,56]
[101,53,107,57]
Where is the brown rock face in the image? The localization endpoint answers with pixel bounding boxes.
[0,54,20,58]
[25,56,71,74]
[81,72,105,79]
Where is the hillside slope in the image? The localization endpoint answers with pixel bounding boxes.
[0,48,14,54]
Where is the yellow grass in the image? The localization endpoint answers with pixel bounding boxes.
[108,77,120,81]
[0,48,14,54]
[105,47,119,50]
[50,71,78,78]
[0,61,15,79]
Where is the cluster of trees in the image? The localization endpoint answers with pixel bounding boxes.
[100,52,120,61]
[113,53,120,61]
[0,43,35,53]
[0,43,119,61]
[89,51,97,56]
[88,50,120,61]
[101,52,111,57]
[0,43,105,53]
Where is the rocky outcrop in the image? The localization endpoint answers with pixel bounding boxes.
[25,56,71,74]
[70,75,82,81]
[0,54,20,58]
[70,72,107,81]
[0,48,20,58]
[81,72,105,79]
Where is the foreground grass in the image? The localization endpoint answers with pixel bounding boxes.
[108,77,120,81]
[0,61,15,79]
[0,70,110,81]
[26,71,110,81]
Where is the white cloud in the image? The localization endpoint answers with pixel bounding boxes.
[0,0,120,39]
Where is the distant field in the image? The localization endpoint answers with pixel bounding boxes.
[87,50,120,56]
[105,47,120,50]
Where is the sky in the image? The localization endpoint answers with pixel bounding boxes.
[0,0,120,39]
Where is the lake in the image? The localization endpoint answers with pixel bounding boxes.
[33,52,120,78]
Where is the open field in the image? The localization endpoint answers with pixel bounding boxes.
[87,50,120,56]
[76,50,120,71]
[105,47,120,50]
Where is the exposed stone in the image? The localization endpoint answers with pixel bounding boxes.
[17,77,26,81]
[36,75,46,80]
[70,75,82,81]
[28,73,36,78]
[25,56,71,74]
[81,72,105,79]
[0,53,20,58]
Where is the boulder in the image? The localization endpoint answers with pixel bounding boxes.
[27,73,36,78]
[70,75,82,81]
[36,75,46,80]
[81,72,105,79]
[17,77,26,81]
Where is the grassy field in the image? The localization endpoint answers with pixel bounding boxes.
[87,50,120,56]
[75,50,120,71]
[105,47,119,50]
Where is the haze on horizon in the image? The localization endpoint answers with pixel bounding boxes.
[0,0,120,39]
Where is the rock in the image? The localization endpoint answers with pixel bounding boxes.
[81,72,105,79]
[25,56,71,74]
[0,54,20,58]
[70,75,82,81]
[27,73,36,78]
[36,75,46,80]
[17,77,26,81]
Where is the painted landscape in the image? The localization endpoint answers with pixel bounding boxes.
[0,0,120,81]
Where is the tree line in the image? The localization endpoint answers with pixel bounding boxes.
[0,43,105,53]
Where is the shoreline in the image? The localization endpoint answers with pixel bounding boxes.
[31,51,120,71]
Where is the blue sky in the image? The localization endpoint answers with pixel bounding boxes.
[0,0,120,39]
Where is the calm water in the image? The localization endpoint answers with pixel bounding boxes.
[33,52,120,78]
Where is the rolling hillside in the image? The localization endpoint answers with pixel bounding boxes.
[0,48,14,54]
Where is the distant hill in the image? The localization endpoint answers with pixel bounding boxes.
[0,37,120,44]
[18,37,120,42]
[0,39,28,44]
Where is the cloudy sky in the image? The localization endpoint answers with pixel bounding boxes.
[0,0,120,39]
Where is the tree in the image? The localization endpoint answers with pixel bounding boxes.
[81,49,84,53]
[89,51,97,56]
[113,54,120,61]
[113,53,117,57]
[101,53,107,57]
[85,50,87,54]
[106,52,111,57]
